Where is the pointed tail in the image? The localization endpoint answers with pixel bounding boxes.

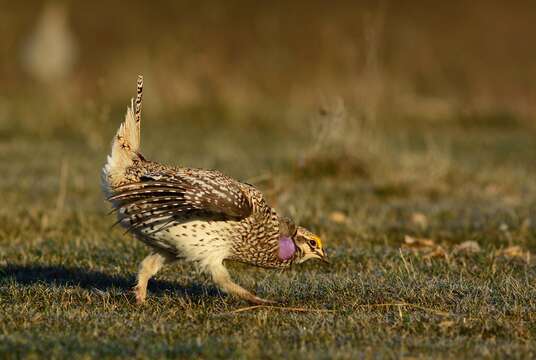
[102,75,144,191]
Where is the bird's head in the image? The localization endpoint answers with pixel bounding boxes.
[293,226,328,264]
[278,217,328,264]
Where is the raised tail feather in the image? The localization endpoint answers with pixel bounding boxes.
[102,75,144,191]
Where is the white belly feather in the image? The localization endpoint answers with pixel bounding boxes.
[138,220,234,271]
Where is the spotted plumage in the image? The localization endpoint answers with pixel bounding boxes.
[102,75,327,304]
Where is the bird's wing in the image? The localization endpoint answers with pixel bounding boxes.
[108,168,252,232]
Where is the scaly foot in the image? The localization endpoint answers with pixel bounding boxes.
[133,285,147,304]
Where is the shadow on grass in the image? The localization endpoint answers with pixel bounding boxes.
[0,264,220,300]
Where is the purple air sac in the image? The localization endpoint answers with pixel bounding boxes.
[278,236,296,260]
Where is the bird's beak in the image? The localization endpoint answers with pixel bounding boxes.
[319,249,330,264]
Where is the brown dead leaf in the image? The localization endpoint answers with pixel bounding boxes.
[485,184,500,195]
[404,235,436,248]
[496,246,530,261]
[453,241,481,255]
[411,212,428,229]
[329,211,347,224]
[423,246,448,259]
[403,235,448,259]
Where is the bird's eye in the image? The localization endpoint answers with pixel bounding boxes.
[308,239,317,247]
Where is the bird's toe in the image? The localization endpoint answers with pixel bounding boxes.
[251,296,279,305]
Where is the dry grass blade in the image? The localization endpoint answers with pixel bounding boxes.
[216,305,335,316]
[353,302,451,317]
[218,302,450,317]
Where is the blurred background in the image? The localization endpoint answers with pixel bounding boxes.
[2,0,536,122]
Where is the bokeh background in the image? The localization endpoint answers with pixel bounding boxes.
[3,0,536,121]
[2,1,536,358]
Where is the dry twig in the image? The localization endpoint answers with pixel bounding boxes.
[217,302,451,317]
[217,305,335,316]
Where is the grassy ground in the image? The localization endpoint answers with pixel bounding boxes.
[1,102,536,358]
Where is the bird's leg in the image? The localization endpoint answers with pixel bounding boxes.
[134,251,174,304]
[210,263,277,305]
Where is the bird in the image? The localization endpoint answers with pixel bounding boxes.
[101,75,328,305]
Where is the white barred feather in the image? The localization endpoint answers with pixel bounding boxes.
[102,75,143,194]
